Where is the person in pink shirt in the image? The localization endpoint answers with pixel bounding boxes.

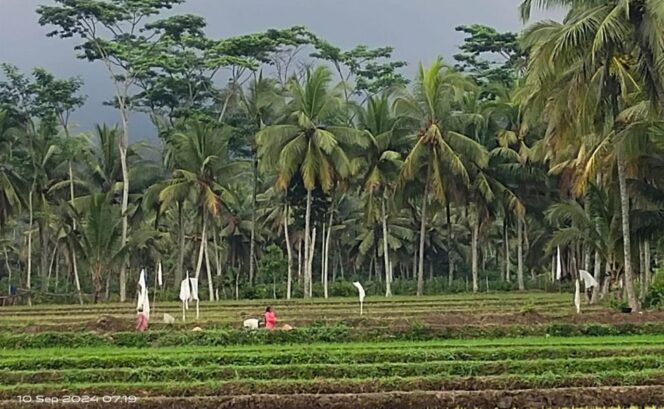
[264,306,277,330]
[136,308,148,332]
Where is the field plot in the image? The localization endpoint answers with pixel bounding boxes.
[1,293,664,408]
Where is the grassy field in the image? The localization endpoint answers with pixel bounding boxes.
[1,293,664,408]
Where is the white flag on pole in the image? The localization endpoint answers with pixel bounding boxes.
[352,282,366,315]
[179,277,190,322]
[556,246,562,280]
[189,277,199,301]
[179,278,191,309]
[579,269,598,290]
[137,269,150,319]
[574,279,581,314]
[189,277,200,320]
[137,269,146,313]
[141,286,150,319]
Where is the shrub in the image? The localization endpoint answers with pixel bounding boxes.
[609,297,630,312]
[644,269,664,308]
[328,280,358,297]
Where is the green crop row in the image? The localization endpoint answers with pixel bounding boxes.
[2,345,663,371]
[4,334,664,356]
[1,322,664,349]
[1,370,664,399]
[3,356,664,385]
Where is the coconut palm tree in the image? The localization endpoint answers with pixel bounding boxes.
[160,121,244,301]
[520,4,644,309]
[484,85,531,290]
[239,73,284,286]
[357,93,413,296]
[546,182,618,302]
[73,192,124,303]
[256,65,365,298]
[0,111,22,230]
[396,58,489,296]
[520,0,664,115]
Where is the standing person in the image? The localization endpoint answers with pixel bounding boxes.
[136,307,149,332]
[264,306,277,330]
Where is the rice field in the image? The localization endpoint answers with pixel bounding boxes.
[1,292,664,408]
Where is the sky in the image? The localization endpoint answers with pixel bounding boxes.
[0,0,559,141]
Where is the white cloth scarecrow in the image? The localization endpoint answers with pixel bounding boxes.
[352,281,366,315]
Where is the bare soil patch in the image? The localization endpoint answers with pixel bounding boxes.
[84,315,133,332]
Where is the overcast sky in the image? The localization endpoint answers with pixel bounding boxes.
[0,0,558,140]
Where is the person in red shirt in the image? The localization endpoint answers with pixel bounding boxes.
[264,306,277,330]
[136,308,148,332]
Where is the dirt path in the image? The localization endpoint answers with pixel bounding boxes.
[13,309,664,334]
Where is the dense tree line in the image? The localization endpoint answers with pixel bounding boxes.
[0,0,663,310]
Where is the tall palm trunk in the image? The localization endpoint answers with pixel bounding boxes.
[591,249,602,304]
[525,227,534,281]
[39,220,48,288]
[213,232,222,301]
[470,209,480,293]
[27,190,33,306]
[308,227,316,297]
[412,249,417,282]
[194,211,208,281]
[92,262,103,303]
[303,189,312,298]
[284,205,293,300]
[471,215,479,293]
[323,209,334,299]
[249,153,257,285]
[590,174,603,302]
[46,245,57,290]
[381,196,392,297]
[617,158,639,311]
[118,101,130,303]
[551,254,555,283]
[644,240,651,290]
[54,250,59,292]
[446,202,453,286]
[68,162,83,304]
[639,239,646,300]
[601,258,612,299]
[3,246,12,296]
[70,246,83,304]
[417,168,430,297]
[176,201,185,286]
[297,239,302,284]
[104,270,111,301]
[517,217,525,290]
[320,221,326,298]
[504,221,511,282]
[203,226,214,302]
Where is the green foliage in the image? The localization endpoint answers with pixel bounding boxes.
[310,41,407,95]
[609,298,630,312]
[0,0,659,311]
[4,322,664,350]
[644,269,664,308]
[519,300,537,315]
[257,244,287,290]
[454,24,525,87]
